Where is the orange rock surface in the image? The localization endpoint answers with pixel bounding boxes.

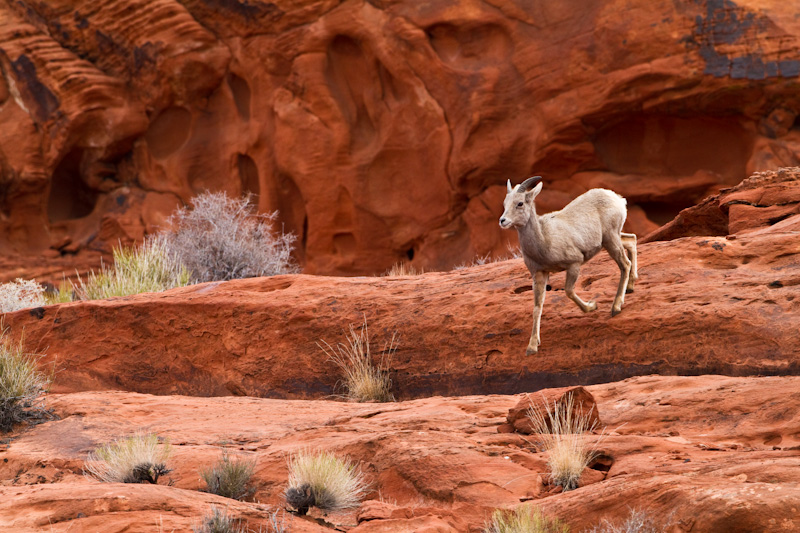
[2,375,799,531]
[3,1,800,274]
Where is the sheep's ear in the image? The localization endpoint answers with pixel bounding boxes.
[519,176,542,192]
[507,179,513,193]
[525,181,543,201]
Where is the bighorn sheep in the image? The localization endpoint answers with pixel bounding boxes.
[499,177,638,355]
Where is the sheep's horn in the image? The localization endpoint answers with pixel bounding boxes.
[507,179,513,193]
[519,176,542,192]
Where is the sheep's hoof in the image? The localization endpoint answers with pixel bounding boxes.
[585,301,597,312]
[625,287,635,294]
[526,345,538,356]
[611,307,622,317]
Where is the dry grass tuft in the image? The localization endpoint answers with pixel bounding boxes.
[201,451,256,501]
[285,449,369,512]
[384,262,423,276]
[84,432,172,484]
[76,237,191,300]
[527,392,603,491]
[0,329,52,432]
[193,507,246,533]
[587,508,671,533]
[319,317,396,403]
[485,504,569,533]
[162,192,297,283]
[0,279,46,313]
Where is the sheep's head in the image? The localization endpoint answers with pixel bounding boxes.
[499,176,543,229]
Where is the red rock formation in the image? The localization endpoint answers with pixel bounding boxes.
[503,386,601,435]
[3,174,798,398]
[2,375,800,531]
[2,1,800,275]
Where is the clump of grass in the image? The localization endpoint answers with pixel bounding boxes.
[43,280,76,305]
[285,449,369,513]
[527,392,603,491]
[485,504,569,533]
[193,507,246,533]
[161,192,297,283]
[84,432,172,484]
[0,329,52,432]
[318,317,396,403]
[0,279,46,313]
[201,451,256,501]
[587,508,670,533]
[384,262,423,276]
[76,237,191,300]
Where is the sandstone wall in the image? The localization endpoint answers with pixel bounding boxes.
[2,0,800,274]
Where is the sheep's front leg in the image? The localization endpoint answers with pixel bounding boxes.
[565,263,597,313]
[527,270,549,355]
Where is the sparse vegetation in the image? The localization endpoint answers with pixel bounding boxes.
[319,317,396,403]
[76,237,191,300]
[0,279,46,313]
[193,507,246,533]
[43,279,76,305]
[527,392,603,491]
[0,329,52,432]
[587,508,670,533]
[84,432,172,484]
[201,451,256,501]
[161,192,297,283]
[384,262,423,276]
[285,449,369,512]
[485,504,569,533]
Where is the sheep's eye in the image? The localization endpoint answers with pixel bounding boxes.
[516,202,524,208]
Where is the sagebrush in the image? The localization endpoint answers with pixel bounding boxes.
[0,329,52,432]
[485,504,569,533]
[285,449,369,512]
[84,432,172,484]
[161,192,297,282]
[201,451,256,500]
[319,317,396,402]
[0,279,46,313]
[76,237,191,300]
[527,392,603,491]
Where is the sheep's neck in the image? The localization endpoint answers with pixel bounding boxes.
[520,207,545,254]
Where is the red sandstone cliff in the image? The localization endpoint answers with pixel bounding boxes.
[2,0,800,276]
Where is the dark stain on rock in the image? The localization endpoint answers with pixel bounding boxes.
[29,307,45,320]
[199,0,284,21]
[9,55,60,123]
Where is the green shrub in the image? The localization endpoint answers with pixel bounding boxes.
[201,451,256,500]
[77,237,190,300]
[319,317,396,403]
[527,392,603,491]
[0,330,52,432]
[84,432,172,484]
[285,449,369,512]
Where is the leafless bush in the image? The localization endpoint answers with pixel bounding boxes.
[161,192,297,283]
[0,279,46,313]
[587,508,671,533]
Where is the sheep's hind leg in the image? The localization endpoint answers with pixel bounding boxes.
[621,232,638,293]
[565,263,596,313]
[606,238,632,316]
[527,270,549,355]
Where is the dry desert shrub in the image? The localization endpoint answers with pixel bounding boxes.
[0,330,52,432]
[319,317,396,402]
[76,237,190,300]
[587,508,671,533]
[485,504,569,533]
[193,507,246,533]
[84,432,172,484]
[0,279,46,313]
[44,279,76,304]
[201,451,256,501]
[527,392,603,491]
[161,192,297,283]
[285,449,369,513]
[384,262,423,276]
